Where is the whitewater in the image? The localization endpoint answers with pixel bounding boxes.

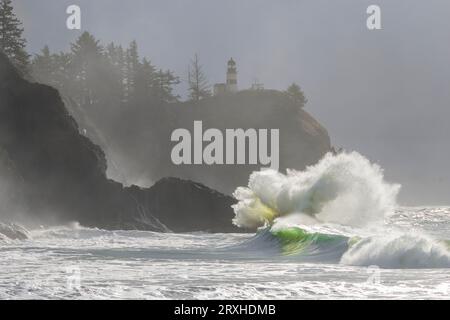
[1,152,449,299]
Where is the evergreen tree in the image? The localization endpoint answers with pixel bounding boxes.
[285,82,307,108]
[0,0,30,74]
[125,40,140,100]
[155,69,180,103]
[32,49,72,93]
[106,42,127,105]
[134,57,156,102]
[51,52,72,92]
[188,54,210,101]
[30,34,180,112]
[31,45,53,84]
[70,32,104,106]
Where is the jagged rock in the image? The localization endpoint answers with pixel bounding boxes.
[138,177,238,233]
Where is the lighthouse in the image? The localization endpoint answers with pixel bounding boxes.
[226,58,238,93]
[213,58,238,95]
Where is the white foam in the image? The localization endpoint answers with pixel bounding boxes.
[233,151,400,229]
[341,233,450,268]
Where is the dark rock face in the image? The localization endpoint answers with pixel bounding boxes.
[0,52,239,232]
[126,178,238,233]
[0,146,26,219]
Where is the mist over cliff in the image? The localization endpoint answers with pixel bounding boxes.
[105,89,331,194]
[0,52,239,232]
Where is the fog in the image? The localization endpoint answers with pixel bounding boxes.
[12,0,450,205]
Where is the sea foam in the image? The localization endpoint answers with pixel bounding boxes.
[340,233,450,268]
[232,151,400,229]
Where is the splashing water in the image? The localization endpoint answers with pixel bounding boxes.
[232,152,450,269]
[233,152,400,229]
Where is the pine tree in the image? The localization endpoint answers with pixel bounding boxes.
[31,45,53,84]
[106,43,127,105]
[0,0,30,74]
[285,82,307,108]
[155,69,179,103]
[188,54,210,101]
[31,50,72,94]
[134,57,156,102]
[125,40,140,100]
[70,32,104,106]
[51,52,72,92]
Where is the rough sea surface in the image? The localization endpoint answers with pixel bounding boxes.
[0,207,449,300]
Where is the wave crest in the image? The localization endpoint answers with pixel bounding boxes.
[232,151,400,229]
[340,233,450,268]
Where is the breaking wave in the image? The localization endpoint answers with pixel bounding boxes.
[232,152,450,268]
[232,151,400,229]
[228,226,450,268]
[340,233,450,268]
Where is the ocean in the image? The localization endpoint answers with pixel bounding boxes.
[0,206,449,300]
[0,152,449,299]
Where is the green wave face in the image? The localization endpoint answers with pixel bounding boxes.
[266,226,450,265]
[271,227,349,256]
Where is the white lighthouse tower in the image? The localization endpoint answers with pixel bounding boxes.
[213,58,238,95]
[226,58,237,93]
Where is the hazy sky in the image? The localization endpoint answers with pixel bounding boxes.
[11,0,450,204]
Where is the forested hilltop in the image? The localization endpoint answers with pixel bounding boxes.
[29,32,180,152]
[27,32,331,193]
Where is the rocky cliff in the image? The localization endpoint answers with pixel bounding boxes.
[0,52,238,232]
